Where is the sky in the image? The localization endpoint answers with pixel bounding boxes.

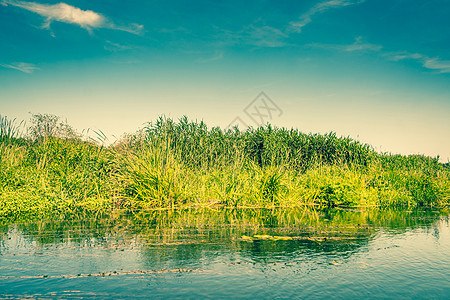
[1,0,449,161]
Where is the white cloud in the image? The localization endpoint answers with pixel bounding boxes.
[104,40,134,52]
[307,36,382,52]
[217,24,288,48]
[306,37,450,74]
[0,62,39,73]
[113,23,143,35]
[388,53,424,61]
[196,51,224,63]
[247,25,288,48]
[289,0,365,33]
[344,36,382,52]
[2,0,143,35]
[386,52,450,73]
[423,58,450,73]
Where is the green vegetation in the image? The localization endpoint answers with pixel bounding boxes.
[3,208,446,259]
[1,114,449,222]
[5,207,446,246]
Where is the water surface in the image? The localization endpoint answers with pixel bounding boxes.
[1,208,449,299]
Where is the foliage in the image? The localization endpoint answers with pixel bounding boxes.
[28,113,80,141]
[1,114,449,222]
[1,114,115,221]
[144,116,374,171]
[0,114,25,145]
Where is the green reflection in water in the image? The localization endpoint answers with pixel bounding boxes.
[2,208,447,258]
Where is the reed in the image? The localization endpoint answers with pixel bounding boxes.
[1,114,449,222]
[143,116,374,171]
[0,115,24,144]
[117,117,449,209]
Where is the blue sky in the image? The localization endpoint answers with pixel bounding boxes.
[1,0,450,161]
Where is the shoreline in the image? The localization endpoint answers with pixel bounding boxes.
[1,114,449,222]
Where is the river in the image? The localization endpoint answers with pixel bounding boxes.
[1,208,449,299]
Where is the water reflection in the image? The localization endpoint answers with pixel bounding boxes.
[1,208,446,257]
[0,208,449,299]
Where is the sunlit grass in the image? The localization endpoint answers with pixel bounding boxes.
[1,114,449,222]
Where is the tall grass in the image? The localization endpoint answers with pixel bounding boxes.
[0,115,24,144]
[1,114,449,222]
[0,114,115,221]
[144,116,374,171]
[118,117,449,209]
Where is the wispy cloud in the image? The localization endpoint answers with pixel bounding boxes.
[1,0,143,35]
[423,58,450,73]
[344,36,382,52]
[307,34,450,74]
[388,53,423,61]
[308,36,382,52]
[210,1,364,50]
[386,52,450,73]
[217,24,288,48]
[246,25,288,47]
[289,0,365,33]
[104,40,134,52]
[0,62,39,73]
[196,51,224,63]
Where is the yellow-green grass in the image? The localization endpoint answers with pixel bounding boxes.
[1,114,449,222]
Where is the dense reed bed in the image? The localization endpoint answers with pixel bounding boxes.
[1,114,449,221]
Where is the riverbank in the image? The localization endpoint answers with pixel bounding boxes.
[1,114,449,222]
